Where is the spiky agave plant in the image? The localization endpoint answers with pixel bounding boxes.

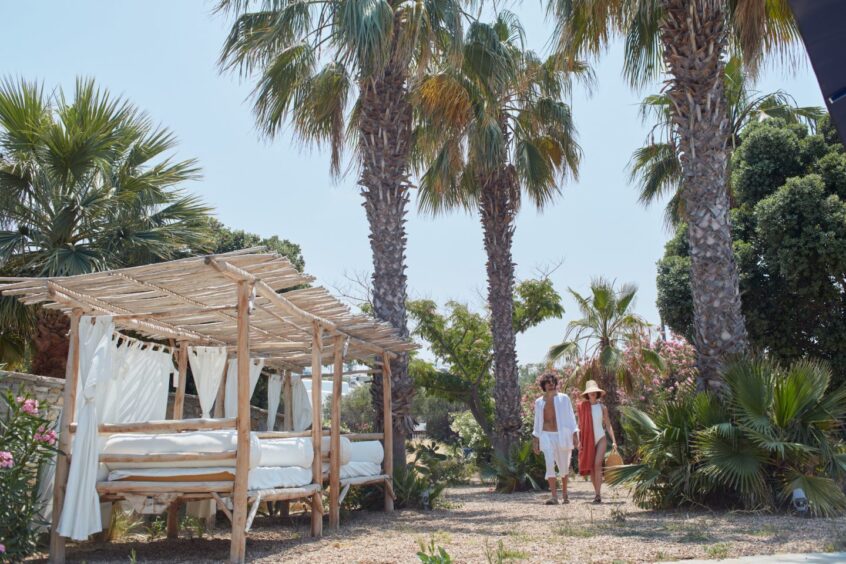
[609,357,846,516]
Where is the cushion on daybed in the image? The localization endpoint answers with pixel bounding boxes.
[101,430,261,470]
[347,440,384,464]
[107,466,313,490]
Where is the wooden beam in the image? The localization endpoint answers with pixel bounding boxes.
[172,343,188,420]
[255,430,328,439]
[69,418,237,434]
[167,499,180,539]
[329,335,344,529]
[310,321,323,538]
[230,281,252,564]
[382,352,394,513]
[342,433,384,441]
[99,452,236,464]
[50,309,81,563]
[214,362,227,419]
[96,481,233,495]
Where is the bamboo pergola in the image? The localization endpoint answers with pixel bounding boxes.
[0,249,415,564]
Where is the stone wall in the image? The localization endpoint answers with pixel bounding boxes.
[0,371,285,430]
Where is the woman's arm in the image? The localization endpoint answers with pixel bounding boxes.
[602,404,617,447]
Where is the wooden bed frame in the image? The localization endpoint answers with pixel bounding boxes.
[0,250,414,564]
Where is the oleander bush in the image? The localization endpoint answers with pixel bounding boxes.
[0,391,58,561]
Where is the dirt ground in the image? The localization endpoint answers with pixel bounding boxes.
[33,479,846,563]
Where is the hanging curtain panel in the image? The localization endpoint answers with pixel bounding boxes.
[266,373,283,431]
[188,346,228,418]
[290,374,313,431]
[224,358,265,418]
[58,315,114,541]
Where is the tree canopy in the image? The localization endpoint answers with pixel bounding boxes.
[657,116,846,381]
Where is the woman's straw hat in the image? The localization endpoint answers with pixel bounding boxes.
[581,380,605,398]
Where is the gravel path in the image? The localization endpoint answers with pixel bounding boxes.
[35,480,846,563]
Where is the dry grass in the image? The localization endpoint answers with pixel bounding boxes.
[29,479,846,563]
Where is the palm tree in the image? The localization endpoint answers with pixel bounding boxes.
[412,13,584,458]
[630,56,823,227]
[0,77,211,375]
[216,0,463,469]
[548,278,647,437]
[551,0,800,388]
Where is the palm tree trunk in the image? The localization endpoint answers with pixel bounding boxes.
[31,308,70,379]
[660,0,748,388]
[359,62,414,471]
[480,164,521,460]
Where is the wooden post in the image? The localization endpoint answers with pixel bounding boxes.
[229,281,252,564]
[329,336,344,529]
[50,309,82,563]
[166,499,180,539]
[172,343,188,420]
[382,352,394,513]
[282,370,293,432]
[310,321,323,538]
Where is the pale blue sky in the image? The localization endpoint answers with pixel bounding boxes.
[1,1,824,364]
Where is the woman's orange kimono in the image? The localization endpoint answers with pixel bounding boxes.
[577,400,596,476]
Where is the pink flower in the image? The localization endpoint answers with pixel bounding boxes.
[0,543,5,553]
[0,451,13,469]
[21,399,39,415]
[35,427,57,446]
[639,395,646,402]
[652,378,661,386]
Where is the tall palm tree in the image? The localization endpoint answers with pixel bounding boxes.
[216,0,463,468]
[547,278,647,437]
[413,13,584,458]
[630,56,823,227]
[0,77,211,375]
[551,0,800,388]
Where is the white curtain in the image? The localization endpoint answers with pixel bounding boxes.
[290,374,313,431]
[188,346,228,418]
[266,373,283,431]
[224,358,265,418]
[99,339,174,424]
[58,315,114,540]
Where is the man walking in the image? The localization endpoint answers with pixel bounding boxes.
[532,371,578,504]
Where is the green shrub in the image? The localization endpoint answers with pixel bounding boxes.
[609,357,846,516]
[0,391,58,561]
[450,410,492,462]
[417,537,452,563]
[489,441,546,493]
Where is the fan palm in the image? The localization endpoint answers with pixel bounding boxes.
[413,12,584,457]
[551,0,801,387]
[0,77,211,375]
[630,56,824,227]
[216,0,464,469]
[610,357,846,516]
[547,278,647,436]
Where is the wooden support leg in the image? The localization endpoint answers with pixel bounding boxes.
[329,335,344,529]
[382,353,394,513]
[310,493,323,538]
[280,500,290,520]
[229,281,252,564]
[167,500,180,539]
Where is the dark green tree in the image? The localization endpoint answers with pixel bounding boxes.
[657,116,846,382]
[204,218,305,271]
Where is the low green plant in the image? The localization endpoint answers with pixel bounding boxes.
[417,537,452,563]
[0,391,58,561]
[706,543,730,559]
[180,515,206,539]
[145,517,166,541]
[608,357,846,516]
[489,441,545,493]
[484,539,526,563]
[129,549,137,563]
[553,518,595,538]
[108,509,143,541]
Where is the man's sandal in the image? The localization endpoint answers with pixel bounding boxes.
[561,495,570,504]
[545,498,559,505]
[592,496,602,504]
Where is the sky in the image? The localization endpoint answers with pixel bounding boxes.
[0,1,825,365]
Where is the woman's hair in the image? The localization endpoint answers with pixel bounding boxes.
[537,371,559,392]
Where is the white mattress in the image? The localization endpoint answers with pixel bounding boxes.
[348,441,384,464]
[323,461,383,479]
[101,430,261,470]
[259,437,312,468]
[107,466,313,490]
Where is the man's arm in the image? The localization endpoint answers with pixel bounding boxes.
[532,398,541,454]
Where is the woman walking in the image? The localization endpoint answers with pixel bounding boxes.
[577,380,617,503]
